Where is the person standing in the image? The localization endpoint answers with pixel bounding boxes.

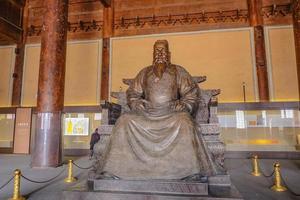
[89,128,100,159]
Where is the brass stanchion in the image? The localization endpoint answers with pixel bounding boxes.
[64,160,77,183]
[251,155,261,176]
[271,163,287,192]
[9,169,26,200]
[295,134,300,150]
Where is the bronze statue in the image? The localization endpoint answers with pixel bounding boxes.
[92,40,216,180]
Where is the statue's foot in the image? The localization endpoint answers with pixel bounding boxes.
[181,173,208,183]
[94,171,121,180]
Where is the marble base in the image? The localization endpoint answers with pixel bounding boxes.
[91,179,208,196]
[62,180,243,200]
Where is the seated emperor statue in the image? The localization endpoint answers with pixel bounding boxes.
[100,40,215,180]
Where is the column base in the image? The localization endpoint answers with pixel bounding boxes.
[31,112,63,168]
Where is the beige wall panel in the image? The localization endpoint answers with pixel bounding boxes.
[111,30,256,102]
[64,41,101,106]
[22,41,102,106]
[0,47,14,107]
[22,46,40,106]
[268,27,298,101]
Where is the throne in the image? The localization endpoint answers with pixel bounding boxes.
[93,75,232,196]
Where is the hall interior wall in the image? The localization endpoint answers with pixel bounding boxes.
[21,40,102,107]
[110,27,298,103]
[265,26,299,101]
[111,29,256,102]
[0,27,297,106]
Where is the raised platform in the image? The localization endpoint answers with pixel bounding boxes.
[92,179,208,196]
[63,179,243,200]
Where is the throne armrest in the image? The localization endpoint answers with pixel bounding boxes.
[192,76,207,84]
[100,101,122,125]
[195,89,221,124]
[123,79,134,86]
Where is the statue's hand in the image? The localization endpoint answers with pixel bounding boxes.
[130,99,148,112]
[171,100,189,112]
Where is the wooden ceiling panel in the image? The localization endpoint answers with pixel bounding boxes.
[28,0,102,7]
[0,33,16,45]
[114,0,248,11]
[262,0,292,25]
[262,0,292,6]
[25,0,293,41]
[0,0,24,45]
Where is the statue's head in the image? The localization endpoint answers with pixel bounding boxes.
[152,40,171,79]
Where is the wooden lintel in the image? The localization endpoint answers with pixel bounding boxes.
[100,0,111,7]
[0,17,22,42]
[7,0,25,7]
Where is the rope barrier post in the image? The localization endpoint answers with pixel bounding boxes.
[296,134,300,150]
[64,160,77,183]
[9,169,26,200]
[271,163,287,192]
[251,155,261,176]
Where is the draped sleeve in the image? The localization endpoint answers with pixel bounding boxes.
[176,65,199,114]
[126,67,149,109]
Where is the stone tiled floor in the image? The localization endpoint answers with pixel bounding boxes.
[0,155,299,200]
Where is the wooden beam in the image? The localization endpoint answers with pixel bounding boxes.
[248,0,263,26]
[31,0,69,168]
[100,0,111,7]
[0,17,22,42]
[6,0,25,7]
[100,0,114,101]
[292,0,300,100]
[247,0,270,101]
[0,32,16,44]
[0,0,24,43]
[11,0,28,106]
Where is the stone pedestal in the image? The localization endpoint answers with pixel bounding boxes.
[63,180,243,200]
[92,179,208,196]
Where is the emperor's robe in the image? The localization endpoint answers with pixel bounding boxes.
[100,64,215,180]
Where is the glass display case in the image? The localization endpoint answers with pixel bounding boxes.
[0,114,15,148]
[1,107,299,154]
[62,112,102,150]
[219,109,300,151]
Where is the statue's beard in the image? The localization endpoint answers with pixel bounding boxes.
[153,60,169,79]
[153,63,166,79]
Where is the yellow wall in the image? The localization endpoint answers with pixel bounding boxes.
[22,45,40,106]
[266,27,298,101]
[65,41,102,105]
[111,29,257,102]
[0,47,14,107]
[18,27,300,105]
[22,40,102,106]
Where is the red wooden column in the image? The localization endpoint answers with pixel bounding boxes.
[100,1,114,101]
[248,0,270,101]
[292,1,300,99]
[31,0,69,167]
[11,0,28,106]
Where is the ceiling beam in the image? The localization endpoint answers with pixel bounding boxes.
[0,17,22,43]
[100,0,111,7]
